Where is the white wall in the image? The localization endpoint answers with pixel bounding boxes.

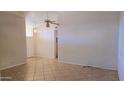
[25,19,34,57]
[0,12,27,70]
[26,37,34,57]
[58,12,120,70]
[118,12,124,80]
[35,23,56,58]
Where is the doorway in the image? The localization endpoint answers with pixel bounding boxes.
[55,27,58,59]
[26,12,59,59]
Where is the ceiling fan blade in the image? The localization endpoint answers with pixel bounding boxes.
[50,20,56,22]
[40,19,45,22]
[50,22,59,26]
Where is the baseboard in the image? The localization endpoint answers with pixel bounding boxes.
[0,62,27,71]
[27,56,36,58]
[59,60,87,67]
[31,56,55,59]
[59,60,117,71]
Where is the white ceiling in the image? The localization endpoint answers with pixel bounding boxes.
[5,11,58,25]
[25,11,58,25]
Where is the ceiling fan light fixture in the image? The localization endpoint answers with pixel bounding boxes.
[46,22,50,27]
[41,12,59,28]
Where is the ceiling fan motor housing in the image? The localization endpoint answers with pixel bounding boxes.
[46,22,50,27]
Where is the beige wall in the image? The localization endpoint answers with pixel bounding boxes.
[0,72,1,81]
[58,12,120,70]
[0,12,27,70]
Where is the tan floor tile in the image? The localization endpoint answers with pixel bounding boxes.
[1,57,119,81]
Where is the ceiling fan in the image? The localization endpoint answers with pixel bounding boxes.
[41,12,59,28]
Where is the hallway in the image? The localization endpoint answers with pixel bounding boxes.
[1,57,119,81]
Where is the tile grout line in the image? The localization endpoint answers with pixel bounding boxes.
[48,59,56,81]
[33,58,37,81]
[42,59,45,81]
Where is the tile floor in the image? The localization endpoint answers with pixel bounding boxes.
[1,57,119,81]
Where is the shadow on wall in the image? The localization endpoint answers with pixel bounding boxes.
[0,12,27,70]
